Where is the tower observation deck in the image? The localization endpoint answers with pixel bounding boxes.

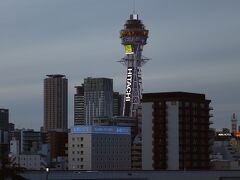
[119,14,149,117]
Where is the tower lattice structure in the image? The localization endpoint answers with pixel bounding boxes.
[231,113,237,134]
[119,14,149,117]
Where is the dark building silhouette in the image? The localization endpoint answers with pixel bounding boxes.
[44,74,68,132]
[0,109,9,160]
[74,85,84,125]
[0,109,9,131]
[141,92,213,170]
[47,131,68,160]
[113,92,124,117]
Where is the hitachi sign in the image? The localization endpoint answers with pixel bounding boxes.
[125,68,133,102]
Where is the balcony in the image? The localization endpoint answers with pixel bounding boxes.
[209,107,213,110]
[208,114,214,117]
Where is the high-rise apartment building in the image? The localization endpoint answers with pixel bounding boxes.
[141,92,213,170]
[74,85,85,125]
[84,77,113,125]
[0,109,9,160]
[0,109,9,131]
[44,74,68,132]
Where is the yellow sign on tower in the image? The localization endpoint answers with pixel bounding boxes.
[124,45,134,54]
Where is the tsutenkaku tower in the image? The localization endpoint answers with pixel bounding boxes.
[231,113,237,134]
[119,14,149,117]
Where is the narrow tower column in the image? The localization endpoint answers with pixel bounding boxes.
[231,113,237,134]
[119,14,149,117]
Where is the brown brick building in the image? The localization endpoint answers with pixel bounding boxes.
[47,131,68,160]
[141,92,213,170]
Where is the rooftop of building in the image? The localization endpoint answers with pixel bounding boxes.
[20,170,240,180]
[84,77,113,81]
[142,91,210,102]
[71,125,130,135]
[46,74,66,78]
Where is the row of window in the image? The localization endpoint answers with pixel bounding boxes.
[72,137,84,141]
[72,158,83,161]
[72,165,84,169]
[72,144,84,148]
[72,150,84,155]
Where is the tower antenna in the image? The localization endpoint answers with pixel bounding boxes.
[133,0,136,14]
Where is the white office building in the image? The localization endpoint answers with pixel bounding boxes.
[9,142,50,170]
[68,125,131,170]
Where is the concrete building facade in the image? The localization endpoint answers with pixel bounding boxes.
[74,85,85,125]
[84,78,113,125]
[68,125,131,170]
[10,143,51,170]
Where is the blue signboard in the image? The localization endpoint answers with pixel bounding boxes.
[71,126,130,135]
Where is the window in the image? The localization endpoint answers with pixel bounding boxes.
[80,165,84,169]
[171,101,176,105]
[81,144,83,148]
[81,151,83,155]
[81,158,83,162]
[81,137,84,141]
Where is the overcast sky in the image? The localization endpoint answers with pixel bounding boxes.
[0,0,240,131]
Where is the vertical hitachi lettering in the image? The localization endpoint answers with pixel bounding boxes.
[125,68,133,102]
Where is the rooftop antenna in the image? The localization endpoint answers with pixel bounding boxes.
[133,0,136,14]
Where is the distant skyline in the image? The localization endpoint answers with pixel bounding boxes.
[0,0,240,130]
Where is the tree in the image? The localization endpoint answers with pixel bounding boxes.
[0,156,29,180]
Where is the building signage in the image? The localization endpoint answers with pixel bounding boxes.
[217,133,232,137]
[235,133,240,137]
[71,126,130,135]
[124,45,134,54]
[125,68,133,102]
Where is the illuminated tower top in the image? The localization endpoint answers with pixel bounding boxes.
[120,14,149,47]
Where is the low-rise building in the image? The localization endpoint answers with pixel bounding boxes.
[9,141,50,170]
[68,125,131,170]
[211,131,240,170]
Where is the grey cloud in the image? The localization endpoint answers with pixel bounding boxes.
[0,0,240,130]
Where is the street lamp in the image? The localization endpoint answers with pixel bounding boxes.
[46,167,49,180]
